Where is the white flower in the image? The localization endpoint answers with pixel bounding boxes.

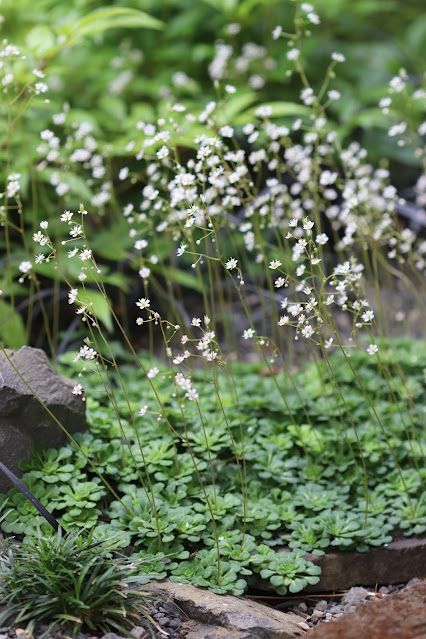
[255,106,272,118]
[269,259,281,269]
[80,248,92,261]
[70,225,83,238]
[147,367,159,379]
[68,289,78,304]
[301,324,314,338]
[331,52,345,62]
[220,125,234,138]
[61,210,73,223]
[243,328,255,339]
[136,298,150,310]
[138,405,148,416]
[157,146,169,159]
[287,48,300,61]
[139,267,151,279]
[316,233,329,245]
[72,384,84,396]
[119,167,129,181]
[328,90,341,101]
[278,315,289,326]
[275,277,286,288]
[367,344,379,355]
[272,26,282,40]
[19,261,32,274]
[185,388,199,401]
[74,345,97,361]
[226,258,238,270]
[40,220,48,229]
[33,231,48,245]
[177,243,187,257]
[362,310,375,323]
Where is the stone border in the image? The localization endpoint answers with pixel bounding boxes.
[251,537,426,593]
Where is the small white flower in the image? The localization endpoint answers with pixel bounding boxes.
[287,48,300,61]
[302,324,314,338]
[316,233,329,245]
[139,267,151,279]
[138,405,148,416]
[272,26,282,40]
[68,289,78,304]
[278,315,289,326]
[367,344,379,355]
[185,388,199,401]
[331,52,345,62]
[136,298,150,310]
[220,125,234,138]
[72,384,84,396]
[362,310,375,323]
[269,259,281,270]
[226,258,238,270]
[243,328,255,340]
[70,225,83,238]
[157,146,169,159]
[61,210,73,223]
[19,261,32,274]
[80,248,92,261]
[328,90,341,101]
[147,367,159,379]
[33,231,48,245]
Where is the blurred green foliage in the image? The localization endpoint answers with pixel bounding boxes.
[0,0,425,348]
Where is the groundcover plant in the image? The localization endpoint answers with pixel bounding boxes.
[1,339,426,596]
[0,0,425,611]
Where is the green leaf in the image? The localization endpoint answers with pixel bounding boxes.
[77,289,114,332]
[238,101,310,124]
[61,7,163,45]
[162,267,204,293]
[0,301,27,348]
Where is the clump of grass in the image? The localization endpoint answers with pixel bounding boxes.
[0,530,153,637]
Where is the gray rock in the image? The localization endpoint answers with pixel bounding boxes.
[341,586,371,607]
[144,581,306,638]
[0,347,86,492]
[185,624,242,639]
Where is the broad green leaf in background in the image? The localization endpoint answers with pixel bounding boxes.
[77,289,114,332]
[239,101,311,124]
[0,301,27,348]
[162,267,204,293]
[60,7,163,46]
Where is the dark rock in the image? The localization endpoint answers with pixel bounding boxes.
[309,580,426,639]
[144,581,306,638]
[0,347,86,492]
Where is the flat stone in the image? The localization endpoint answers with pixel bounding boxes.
[309,579,426,639]
[144,581,306,638]
[0,347,86,492]
[184,623,242,639]
[250,537,426,593]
